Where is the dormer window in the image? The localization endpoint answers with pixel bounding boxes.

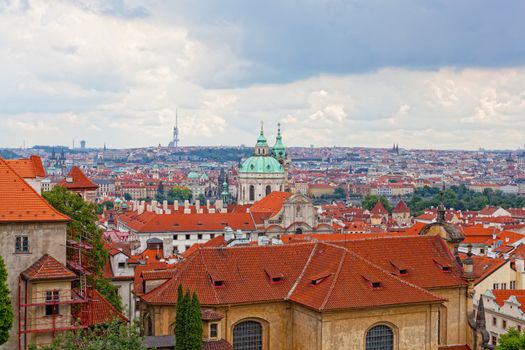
[265,268,285,284]
[309,272,332,286]
[208,272,224,288]
[433,258,452,273]
[362,273,382,289]
[390,259,408,276]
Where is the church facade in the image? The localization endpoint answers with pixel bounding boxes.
[237,123,289,205]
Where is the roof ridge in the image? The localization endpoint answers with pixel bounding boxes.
[322,241,446,302]
[319,247,347,311]
[0,158,69,222]
[199,248,220,304]
[286,242,318,300]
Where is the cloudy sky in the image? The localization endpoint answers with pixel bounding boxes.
[1,0,525,150]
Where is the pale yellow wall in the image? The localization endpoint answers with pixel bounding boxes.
[319,304,439,350]
[430,287,469,346]
[291,305,322,350]
[475,262,515,298]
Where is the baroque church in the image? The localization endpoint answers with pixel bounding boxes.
[237,123,289,205]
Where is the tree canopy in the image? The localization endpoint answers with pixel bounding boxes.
[168,186,193,203]
[175,286,202,350]
[362,195,393,213]
[496,328,525,350]
[33,320,146,350]
[0,256,13,345]
[42,186,122,311]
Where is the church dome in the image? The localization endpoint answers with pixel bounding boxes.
[187,171,200,179]
[239,156,284,173]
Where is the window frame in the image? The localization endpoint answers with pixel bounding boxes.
[210,322,219,339]
[45,290,60,316]
[365,323,396,350]
[15,235,30,254]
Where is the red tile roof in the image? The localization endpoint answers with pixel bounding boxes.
[119,211,256,233]
[392,200,410,214]
[141,239,445,311]
[58,166,98,190]
[492,290,525,311]
[0,158,70,223]
[21,254,76,281]
[77,289,128,326]
[201,309,224,321]
[203,339,233,350]
[249,192,292,217]
[370,201,388,215]
[6,155,46,178]
[459,254,507,285]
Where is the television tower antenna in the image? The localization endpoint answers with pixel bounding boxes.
[173,109,180,147]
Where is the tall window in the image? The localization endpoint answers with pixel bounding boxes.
[210,323,218,338]
[233,320,262,350]
[45,291,60,316]
[265,185,271,196]
[366,324,394,350]
[249,186,255,201]
[15,236,29,253]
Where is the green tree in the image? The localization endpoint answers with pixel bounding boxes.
[124,193,132,201]
[362,195,393,212]
[187,292,203,350]
[333,187,347,199]
[496,328,525,350]
[0,256,13,345]
[95,278,123,312]
[43,186,107,275]
[35,320,146,350]
[42,187,121,311]
[175,285,186,350]
[156,182,166,202]
[168,186,193,204]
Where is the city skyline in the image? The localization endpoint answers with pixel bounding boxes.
[1,1,525,150]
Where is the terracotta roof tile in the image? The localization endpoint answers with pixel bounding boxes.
[21,254,76,281]
[77,289,128,326]
[6,155,46,178]
[249,192,292,217]
[141,239,446,311]
[0,158,70,223]
[203,339,233,350]
[58,166,98,190]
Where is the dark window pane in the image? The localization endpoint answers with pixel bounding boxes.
[366,325,393,350]
[233,320,262,350]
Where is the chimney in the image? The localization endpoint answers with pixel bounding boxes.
[174,200,179,211]
[463,244,474,274]
[151,200,158,208]
[146,205,152,212]
[216,199,223,211]
[206,200,211,210]
[138,206,144,215]
[163,200,168,211]
[184,200,189,209]
[164,209,171,214]
[224,227,234,241]
[163,238,173,259]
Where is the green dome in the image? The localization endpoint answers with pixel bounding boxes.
[240,156,284,173]
[187,171,200,179]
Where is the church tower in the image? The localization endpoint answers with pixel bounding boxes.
[237,122,288,205]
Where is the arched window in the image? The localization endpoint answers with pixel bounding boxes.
[366,324,394,350]
[233,320,262,350]
[265,185,271,196]
[249,186,255,201]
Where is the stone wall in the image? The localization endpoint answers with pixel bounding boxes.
[0,222,67,350]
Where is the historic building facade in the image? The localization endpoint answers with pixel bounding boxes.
[237,124,289,205]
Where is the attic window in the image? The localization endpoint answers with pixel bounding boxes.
[208,272,224,288]
[265,268,285,284]
[310,272,332,285]
[390,259,408,276]
[362,273,382,289]
[433,258,452,273]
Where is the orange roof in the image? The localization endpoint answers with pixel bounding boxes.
[6,155,46,178]
[492,290,525,310]
[141,239,446,311]
[58,166,98,190]
[77,289,128,326]
[392,200,410,214]
[371,201,388,215]
[459,254,506,284]
[0,158,70,223]
[21,254,76,281]
[119,211,256,233]
[249,191,292,217]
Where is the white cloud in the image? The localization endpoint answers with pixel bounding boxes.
[1,1,525,150]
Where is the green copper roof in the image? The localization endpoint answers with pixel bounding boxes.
[255,122,268,147]
[187,171,200,179]
[239,155,284,173]
[273,123,286,158]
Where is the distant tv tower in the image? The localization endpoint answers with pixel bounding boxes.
[169,109,180,148]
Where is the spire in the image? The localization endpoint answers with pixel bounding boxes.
[255,121,269,154]
[260,121,264,136]
[272,122,286,160]
[437,203,446,223]
[221,179,229,204]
